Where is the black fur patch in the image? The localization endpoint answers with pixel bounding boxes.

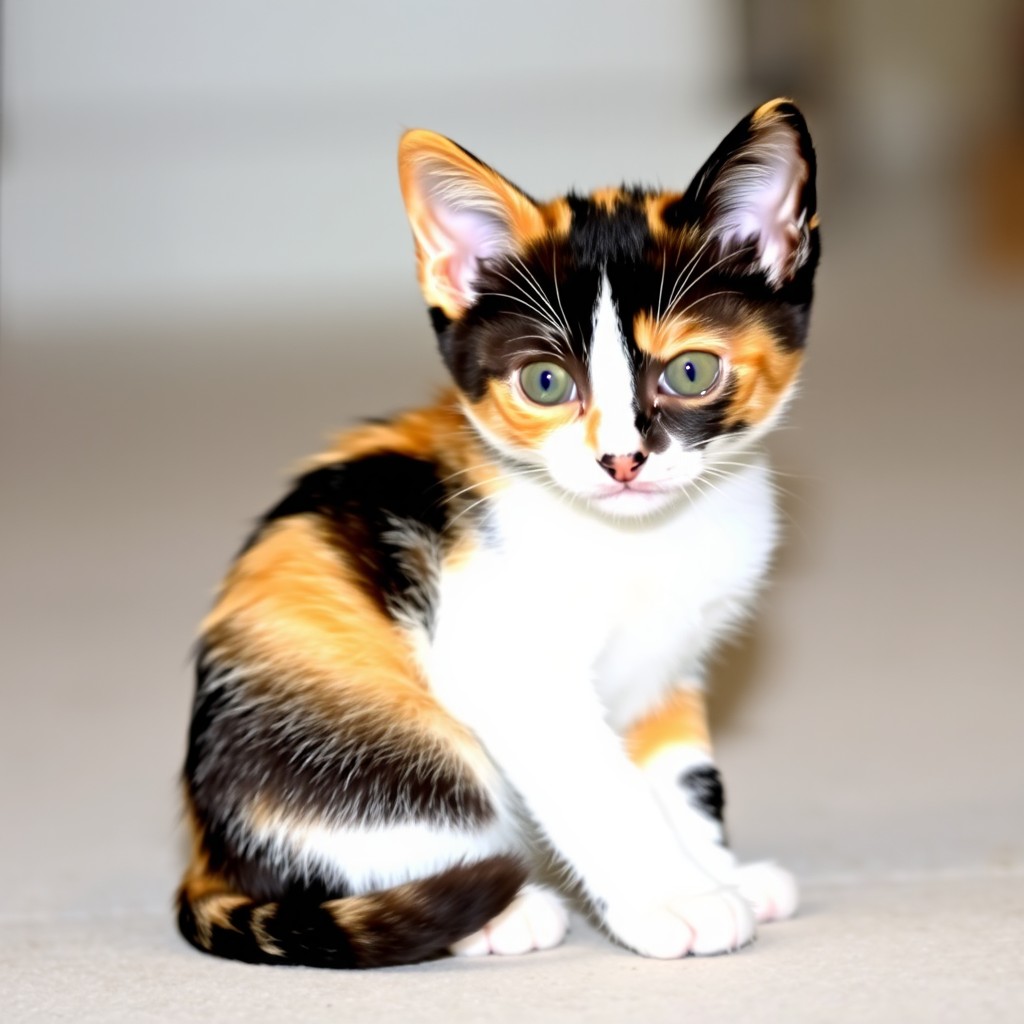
[652,377,739,451]
[178,856,527,969]
[184,648,496,901]
[564,191,650,268]
[442,252,599,402]
[236,899,359,967]
[679,764,725,824]
[250,453,474,631]
[177,891,362,967]
[188,452,497,905]
[198,813,347,905]
[428,305,451,334]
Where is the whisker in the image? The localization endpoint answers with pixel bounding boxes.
[550,246,572,337]
[690,470,734,502]
[664,234,716,312]
[443,464,549,502]
[443,492,496,530]
[706,470,809,539]
[436,461,510,486]
[471,303,565,343]
[443,463,561,529]
[685,433,725,452]
[479,280,562,336]
[491,259,573,357]
[700,466,812,536]
[656,248,668,322]
[503,341,575,361]
[664,243,752,319]
[708,459,819,483]
[684,475,716,509]
[509,253,567,335]
[671,289,744,320]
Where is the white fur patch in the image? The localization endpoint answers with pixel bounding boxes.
[251,818,521,896]
[588,273,640,456]
[642,745,734,878]
[423,454,779,927]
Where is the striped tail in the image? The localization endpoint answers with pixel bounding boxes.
[176,855,527,969]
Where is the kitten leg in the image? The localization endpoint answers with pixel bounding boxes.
[467,702,754,958]
[429,624,754,957]
[624,686,798,923]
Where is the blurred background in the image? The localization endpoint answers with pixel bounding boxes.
[2,0,1023,937]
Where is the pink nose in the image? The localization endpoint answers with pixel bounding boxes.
[598,452,647,483]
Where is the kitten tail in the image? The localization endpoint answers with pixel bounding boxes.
[176,855,527,969]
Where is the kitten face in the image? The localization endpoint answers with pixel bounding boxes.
[399,100,819,518]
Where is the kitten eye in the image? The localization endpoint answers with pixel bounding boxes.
[519,362,577,406]
[661,351,721,397]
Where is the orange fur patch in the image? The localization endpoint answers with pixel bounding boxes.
[633,310,725,364]
[583,406,603,453]
[306,391,465,466]
[539,197,573,237]
[625,688,711,765]
[302,393,504,507]
[644,193,686,237]
[591,187,624,212]
[751,97,794,128]
[178,806,249,948]
[250,904,285,957]
[399,130,551,319]
[469,378,580,451]
[722,322,802,427]
[633,311,801,427]
[202,511,491,787]
[204,518,419,688]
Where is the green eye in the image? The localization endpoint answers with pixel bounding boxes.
[661,351,721,397]
[519,362,577,406]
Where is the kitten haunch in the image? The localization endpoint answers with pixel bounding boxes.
[179,98,819,966]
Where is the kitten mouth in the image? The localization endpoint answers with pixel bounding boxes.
[587,480,679,517]
[592,481,669,499]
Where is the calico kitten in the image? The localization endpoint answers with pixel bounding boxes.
[178,98,820,967]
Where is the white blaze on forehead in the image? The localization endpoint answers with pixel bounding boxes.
[589,273,641,455]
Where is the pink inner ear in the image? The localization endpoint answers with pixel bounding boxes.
[712,127,808,285]
[433,204,510,303]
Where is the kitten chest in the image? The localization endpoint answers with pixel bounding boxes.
[464,461,779,721]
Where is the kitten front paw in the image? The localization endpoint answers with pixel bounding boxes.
[603,887,755,959]
[733,861,799,923]
[449,884,569,957]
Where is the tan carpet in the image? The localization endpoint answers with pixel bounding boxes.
[5,875,1024,1024]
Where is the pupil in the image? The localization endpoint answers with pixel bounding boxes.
[685,362,696,382]
[540,370,553,391]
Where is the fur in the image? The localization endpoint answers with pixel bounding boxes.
[178,98,820,965]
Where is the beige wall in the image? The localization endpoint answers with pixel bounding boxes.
[2,0,743,329]
[6,1,1016,331]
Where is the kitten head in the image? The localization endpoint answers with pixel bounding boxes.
[398,99,819,518]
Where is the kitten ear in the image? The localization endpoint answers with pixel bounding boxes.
[684,98,818,288]
[398,130,546,319]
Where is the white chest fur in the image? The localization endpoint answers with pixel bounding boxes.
[429,457,779,731]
